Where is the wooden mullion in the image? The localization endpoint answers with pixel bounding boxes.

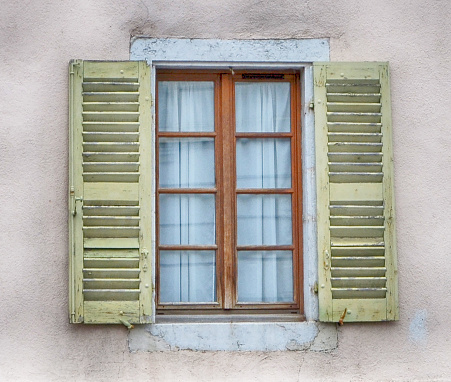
[222,73,235,309]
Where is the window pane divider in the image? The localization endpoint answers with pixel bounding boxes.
[158,132,217,137]
[236,189,293,194]
[158,188,217,194]
[237,245,294,251]
[159,245,218,250]
[235,132,293,138]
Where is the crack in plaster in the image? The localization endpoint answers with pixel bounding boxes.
[128,322,337,352]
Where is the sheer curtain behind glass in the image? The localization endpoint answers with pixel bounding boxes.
[158,81,216,303]
[235,82,294,303]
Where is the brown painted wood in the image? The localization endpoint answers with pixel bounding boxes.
[235,189,293,194]
[221,73,235,309]
[155,70,302,314]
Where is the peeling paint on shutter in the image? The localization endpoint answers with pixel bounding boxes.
[69,60,153,324]
[314,62,398,322]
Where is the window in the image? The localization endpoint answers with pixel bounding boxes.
[69,39,398,328]
[155,71,302,314]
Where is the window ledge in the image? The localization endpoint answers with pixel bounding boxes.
[128,321,337,352]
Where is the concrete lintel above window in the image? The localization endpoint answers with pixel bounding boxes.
[130,37,330,63]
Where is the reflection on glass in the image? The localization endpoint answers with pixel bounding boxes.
[237,194,292,245]
[236,138,291,189]
[235,82,290,132]
[159,81,214,132]
[159,194,215,245]
[160,250,216,303]
[238,251,293,302]
[159,138,215,188]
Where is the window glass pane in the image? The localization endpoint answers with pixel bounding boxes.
[235,82,290,132]
[159,194,215,245]
[159,138,215,188]
[159,81,214,132]
[237,251,293,302]
[160,250,216,303]
[236,138,291,189]
[237,194,292,245]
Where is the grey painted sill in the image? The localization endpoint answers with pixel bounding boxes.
[129,321,337,352]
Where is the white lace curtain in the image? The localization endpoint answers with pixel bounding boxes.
[158,81,293,303]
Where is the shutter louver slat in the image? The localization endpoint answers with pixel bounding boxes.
[315,62,398,322]
[327,122,382,133]
[69,60,152,324]
[83,122,140,132]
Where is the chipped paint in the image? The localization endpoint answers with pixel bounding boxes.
[128,322,337,352]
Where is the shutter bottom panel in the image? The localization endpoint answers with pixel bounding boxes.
[332,298,387,322]
[83,301,140,324]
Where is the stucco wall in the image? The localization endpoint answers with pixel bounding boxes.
[0,0,450,381]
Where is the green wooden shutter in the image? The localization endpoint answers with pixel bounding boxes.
[69,60,153,324]
[314,62,398,322]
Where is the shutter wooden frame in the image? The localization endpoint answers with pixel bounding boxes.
[314,62,398,322]
[69,60,153,324]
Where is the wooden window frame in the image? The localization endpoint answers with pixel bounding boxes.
[155,69,303,315]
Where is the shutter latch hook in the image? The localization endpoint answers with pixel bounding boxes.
[338,308,347,326]
[119,319,134,330]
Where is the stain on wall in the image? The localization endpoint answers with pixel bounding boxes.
[409,309,428,344]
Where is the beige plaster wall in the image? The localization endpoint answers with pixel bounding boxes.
[0,0,450,381]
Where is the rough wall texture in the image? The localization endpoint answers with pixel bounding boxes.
[0,0,450,381]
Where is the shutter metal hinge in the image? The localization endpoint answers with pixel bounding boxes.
[309,100,314,110]
[141,249,149,272]
[313,282,318,294]
[70,187,83,216]
[324,250,330,270]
